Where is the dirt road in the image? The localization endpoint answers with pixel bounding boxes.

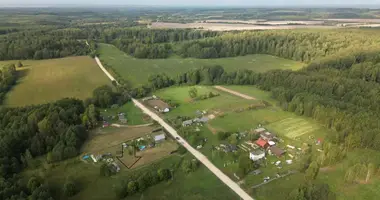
[132,99,254,200]
[214,86,256,100]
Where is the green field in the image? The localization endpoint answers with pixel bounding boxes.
[100,102,149,125]
[98,43,304,86]
[152,86,255,118]
[1,56,110,107]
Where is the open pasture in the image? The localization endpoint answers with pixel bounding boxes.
[83,126,156,153]
[1,56,110,107]
[153,86,256,118]
[98,43,304,86]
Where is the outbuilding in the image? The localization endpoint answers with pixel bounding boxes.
[269,146,286,157]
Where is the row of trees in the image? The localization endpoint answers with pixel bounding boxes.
[115,168,172,199]
[176,29,380,61]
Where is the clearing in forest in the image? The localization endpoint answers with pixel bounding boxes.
[97,43,304,86]
[1,56,110,107]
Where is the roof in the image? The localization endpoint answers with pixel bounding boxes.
[268,141,276,146]
[154,134,166,141]
[194,116,209,123]
[252,169,262,174]
[182,120,193,125]
[250,149,265,156]
[256,138,268,148]
[260,132,276,139]
[269,146,285,156]
[254,128,266,133]
[119,115,126,120]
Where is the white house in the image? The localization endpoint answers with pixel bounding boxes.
[249,150,265,161]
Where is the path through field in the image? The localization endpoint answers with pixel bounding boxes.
[214,85,256,100]
[93,57,254,200]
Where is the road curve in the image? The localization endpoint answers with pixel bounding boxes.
[132,99,254,200]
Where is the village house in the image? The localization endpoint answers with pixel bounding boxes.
[194,116,209,123]
[154,133,166,143]
[268,146,285,157]
[249,149,265,161]
[182,119,193,127]
[255,138,269,149]
[260,131,277,141]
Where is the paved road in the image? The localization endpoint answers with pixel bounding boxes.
[214,86,256,100]
[93,56,254,200]
[132,99,254,200]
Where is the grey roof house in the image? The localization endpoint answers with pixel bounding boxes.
[182,120,193,127]
[154,134,166,143]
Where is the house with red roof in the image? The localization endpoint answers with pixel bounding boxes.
[255,138,269,149]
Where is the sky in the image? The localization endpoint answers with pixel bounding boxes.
[1,0,380,6]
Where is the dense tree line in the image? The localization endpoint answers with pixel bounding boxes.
[177,29,380,62]
[0,29,90,60]
[0,64,17,103]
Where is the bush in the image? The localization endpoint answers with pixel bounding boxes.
[27,177,41,192]
[63,180,78,197]
[100,163,113,177]
[177,146,187,154]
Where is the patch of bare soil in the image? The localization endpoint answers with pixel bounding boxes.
[207,124,223,134]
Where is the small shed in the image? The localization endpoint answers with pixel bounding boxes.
[251,169,262,175]
[102,121,110,128]
[260,132,277,141]
[154,134,166,143]
[254,128,266,134]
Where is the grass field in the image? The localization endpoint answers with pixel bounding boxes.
[98,43,304,86]
[100,102,150,125]
[153,86,256,118]
[1,56,110,107]
[83,126,156,154]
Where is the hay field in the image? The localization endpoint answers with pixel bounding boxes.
[1,56,110,107]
